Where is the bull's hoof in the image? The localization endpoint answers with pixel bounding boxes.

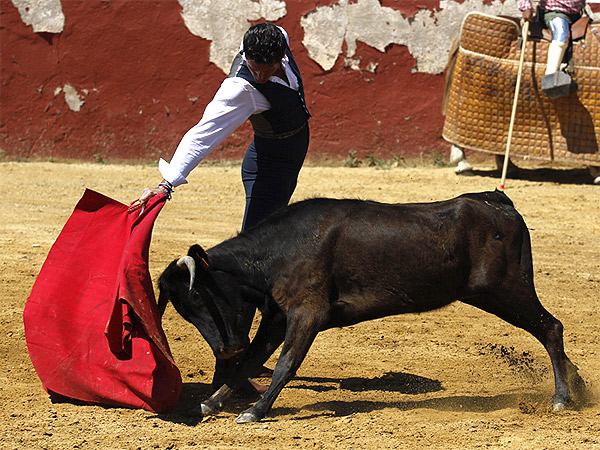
[236,411,262,423]
[201,384,232,415]
[553,402,566,412]
[200,402,218,415]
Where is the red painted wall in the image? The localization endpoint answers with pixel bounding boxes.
[2,0,460,162]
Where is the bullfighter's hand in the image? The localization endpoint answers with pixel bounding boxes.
[128,187,163,212]
[521,8,534,22]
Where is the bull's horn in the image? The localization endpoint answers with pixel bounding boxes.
[177,255,196,292]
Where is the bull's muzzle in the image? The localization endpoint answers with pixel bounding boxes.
[217,345,247,360]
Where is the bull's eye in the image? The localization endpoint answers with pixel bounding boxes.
[493,232,503,240]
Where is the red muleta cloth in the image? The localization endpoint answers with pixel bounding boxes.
[24,189,182,412]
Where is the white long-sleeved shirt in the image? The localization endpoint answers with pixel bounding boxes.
[159,29,299,187]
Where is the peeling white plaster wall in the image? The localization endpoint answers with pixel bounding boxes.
[177,0,524,75]
[301,0,521,74]
[179,0,287,72]
[55,84,85,112]
[11,0,64,33]
[12,0,599,76]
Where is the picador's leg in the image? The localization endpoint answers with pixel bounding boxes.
[542,16,572,98]
[545,16,570,75]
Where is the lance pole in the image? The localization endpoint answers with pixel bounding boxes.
[500,20,530,190]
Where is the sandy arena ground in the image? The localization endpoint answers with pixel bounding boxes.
[1,159,599,449]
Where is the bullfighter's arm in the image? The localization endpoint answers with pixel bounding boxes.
[159,77,269,187]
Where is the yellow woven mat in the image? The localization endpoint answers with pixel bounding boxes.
[443,12,600,164]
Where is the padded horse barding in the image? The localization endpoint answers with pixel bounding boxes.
[442,12,600,165]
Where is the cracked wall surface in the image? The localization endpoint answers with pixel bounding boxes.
[13,0,599,75]
[178,0,521,74]
[4,0,599,161]
[300,0,521,74]
[57,84,85,112]
[11,0,64,33]
[13,0,521,74]
[178,0,287,72]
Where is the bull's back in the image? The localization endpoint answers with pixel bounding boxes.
[230,191,526,325]
[309,192,525,326]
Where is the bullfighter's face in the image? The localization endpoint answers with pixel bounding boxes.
[246,59,281,84]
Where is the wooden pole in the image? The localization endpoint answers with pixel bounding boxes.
[500,20,530,190]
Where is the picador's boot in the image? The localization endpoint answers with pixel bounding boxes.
[542,41,571,99]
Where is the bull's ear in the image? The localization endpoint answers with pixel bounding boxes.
[189,244,210,270]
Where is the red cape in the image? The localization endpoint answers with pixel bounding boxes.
[24,189,181,412]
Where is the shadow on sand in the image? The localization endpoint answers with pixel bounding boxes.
[464,165,595,185]
[155,371,444,424]
[274,391,547,421]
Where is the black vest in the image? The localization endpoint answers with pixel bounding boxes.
[229,47,310,138]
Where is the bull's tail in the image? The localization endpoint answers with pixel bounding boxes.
[490,189,514,208]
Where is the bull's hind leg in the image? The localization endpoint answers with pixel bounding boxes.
[462,287,584,410]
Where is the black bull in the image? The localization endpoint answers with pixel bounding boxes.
[157,191,584,423]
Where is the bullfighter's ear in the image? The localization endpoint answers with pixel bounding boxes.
[188,244,210,270]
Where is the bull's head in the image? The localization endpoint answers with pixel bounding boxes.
[158,244,250,359]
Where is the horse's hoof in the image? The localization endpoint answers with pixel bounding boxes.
[236,411,261,423]
[553,402,566,411]
[454,160,473,175]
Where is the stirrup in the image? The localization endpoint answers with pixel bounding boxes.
[541,71,572,99]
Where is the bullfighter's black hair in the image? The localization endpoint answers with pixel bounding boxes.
[243,22,286,64]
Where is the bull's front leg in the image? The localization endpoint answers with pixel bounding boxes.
[200,311,287,416]
[236,306,326,423]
